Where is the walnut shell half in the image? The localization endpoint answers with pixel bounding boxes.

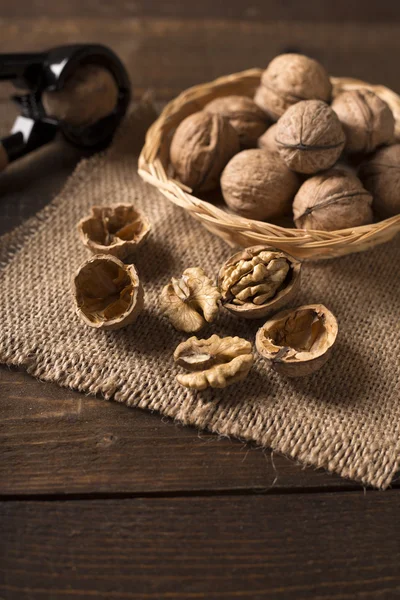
[174,334,253,390]
[256,304,338,377]
[160,267,221,333]
[72,255,144,330]
[78,204,151,260]
[218,245,301,320]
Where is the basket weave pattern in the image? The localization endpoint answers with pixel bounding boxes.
[139,69,400,259]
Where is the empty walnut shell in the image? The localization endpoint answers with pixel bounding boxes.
[332,89,395,155]
[256,304,338,377]
[276,100,345,174]
[174,334,254,390]
[220,149,300,220]
[78,204,151,260]
[218,245,301,320]
[160,267,221,333]
[254,53,332,121]
[169,111,240,192]
[72,255,144,330]
[43,64,119,127]
[358,144,400,218]
[204,95,270,147]
[293,168,373,231]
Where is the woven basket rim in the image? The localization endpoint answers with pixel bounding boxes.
[138,68,400,257]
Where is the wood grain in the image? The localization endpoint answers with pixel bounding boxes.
[0,367,363,495]
[0,0,399,22]
[1,492,400,599]
[0,18,398,102]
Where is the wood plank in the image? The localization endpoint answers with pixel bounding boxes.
[1,492,400,599]
[0,0,399,22]
[0,18,398,103]
[0,367,364,495]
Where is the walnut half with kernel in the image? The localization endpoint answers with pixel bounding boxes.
[218,246,301,319]
[174,334,254,390]
[160,267,221,333]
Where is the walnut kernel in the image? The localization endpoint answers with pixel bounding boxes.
[256,304,338,377]
[174,334,253,390]
[160,267,221,332]
[169,111,240,192]
[276,100,345,174]
[218,245,301,319]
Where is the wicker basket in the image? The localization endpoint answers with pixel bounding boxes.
[138,68,400,260]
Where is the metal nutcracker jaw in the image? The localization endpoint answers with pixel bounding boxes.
[0,44,131,169]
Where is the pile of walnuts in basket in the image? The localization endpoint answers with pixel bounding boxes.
[169,53,400,229]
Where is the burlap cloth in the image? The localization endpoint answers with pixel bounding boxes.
[1,101,399,489]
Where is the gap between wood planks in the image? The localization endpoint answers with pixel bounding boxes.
[2,483,399,502]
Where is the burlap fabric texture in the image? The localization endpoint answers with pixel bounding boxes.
[1,101,399,489]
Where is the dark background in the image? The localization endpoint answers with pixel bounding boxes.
[1,2,400,599]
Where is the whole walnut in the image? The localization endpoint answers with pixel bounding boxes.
[293,168,373,231]
[359,144,400,218]
[220,149,300,220]
[276,100,345,174]
[204,95,270,147]
[257,123,279,155]
[43,64,118,127]
[332,89,395,155]
[254,53,332,121]
[169,111,240,192]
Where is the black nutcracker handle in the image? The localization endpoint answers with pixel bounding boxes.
[0,44,131,168]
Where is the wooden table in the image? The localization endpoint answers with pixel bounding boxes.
[1,3,400,598]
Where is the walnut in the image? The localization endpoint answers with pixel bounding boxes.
[332,89,395,155]
[169,111,240,192]
[43,64,118,127]
[220,149,300,220]
[276,100,345,174]
[358,144,400,218]
[78,204,151,260]
[160,267,221,333]
[204,95,269,148]
[218,245,301,319]
[174,334,253,390]
[256,304,338,377]
[257,123,279,155]
[293,168,373,231]
[72,255,144,330]
[254,53,332,121]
